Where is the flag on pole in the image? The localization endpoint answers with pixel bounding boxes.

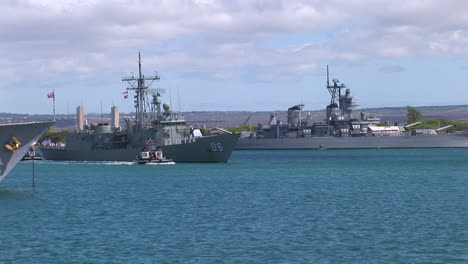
[122,91,128,99]
[47,90,56,121]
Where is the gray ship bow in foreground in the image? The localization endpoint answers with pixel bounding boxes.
[42,53,240,163]
[0,121,53,182]
[236,66,468,150]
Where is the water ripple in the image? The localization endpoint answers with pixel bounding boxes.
[0,149,467,263]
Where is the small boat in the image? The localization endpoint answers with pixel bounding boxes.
[136,146,175,165]
[21,149,43,161]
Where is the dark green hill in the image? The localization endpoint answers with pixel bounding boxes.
[40,129,69,143]
[227,125,256,133]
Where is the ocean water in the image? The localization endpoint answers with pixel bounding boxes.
[0,149,467,264]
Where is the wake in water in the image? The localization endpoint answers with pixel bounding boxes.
[26,160,178,166]
[143,162,176,165]
[40,161,137,166]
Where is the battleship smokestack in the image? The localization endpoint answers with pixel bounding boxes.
[76,105,85,130]
[111,106,120,128]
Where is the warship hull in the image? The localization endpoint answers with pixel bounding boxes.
[42,133,240,163]
[0,121,53,182]
[235,134,468,150]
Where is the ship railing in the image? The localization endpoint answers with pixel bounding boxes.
[41,143,66,150]
[182,138,198,144]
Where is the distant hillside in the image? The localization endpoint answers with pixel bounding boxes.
[361,105,468,124]
[182,105,468,128]
[406,118,468,132]
[1,104,468,129]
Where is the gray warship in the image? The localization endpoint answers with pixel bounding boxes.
[0,121,53,182]
[236,66,468,150]
[42,54,240,162]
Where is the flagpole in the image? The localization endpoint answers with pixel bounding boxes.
[53,90,56,121]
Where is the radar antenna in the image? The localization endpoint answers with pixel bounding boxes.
[122,52,160,127]
[149,88,166,96]
[149,88,166,118]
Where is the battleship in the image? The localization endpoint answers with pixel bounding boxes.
[236,66,468,150]
[0,121,53,182]
[42,53,240,163]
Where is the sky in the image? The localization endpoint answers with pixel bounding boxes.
[2,0,468,114]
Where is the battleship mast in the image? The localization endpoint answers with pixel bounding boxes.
[326,65,346,107]
[122,52,160,127]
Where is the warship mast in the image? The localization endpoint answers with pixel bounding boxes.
[326,65,346,107]
[122,52,160,127]
[325,65,348,123]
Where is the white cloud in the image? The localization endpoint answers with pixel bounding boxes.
[0,2,463,60]
[294,64,318,74]
[2,0,468,108]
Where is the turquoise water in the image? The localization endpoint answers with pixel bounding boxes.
[0,149,467,263]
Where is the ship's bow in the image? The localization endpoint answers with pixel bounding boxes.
[0,121,53,182]
[162,133,240,163]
